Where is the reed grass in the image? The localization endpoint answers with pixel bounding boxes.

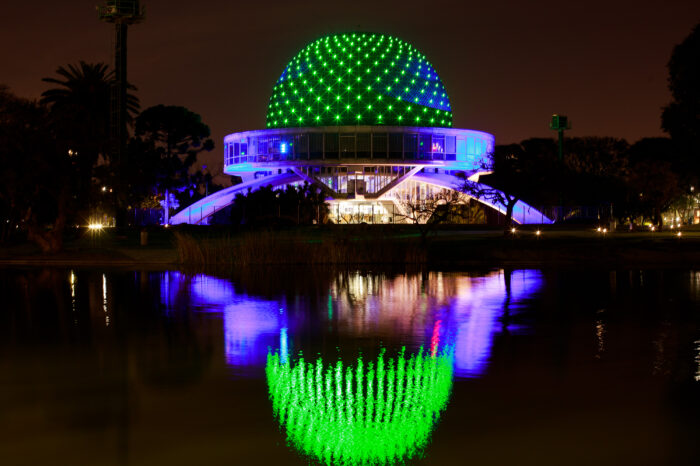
[174,231,426,266]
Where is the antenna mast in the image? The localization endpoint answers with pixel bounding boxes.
[98,1,144,174]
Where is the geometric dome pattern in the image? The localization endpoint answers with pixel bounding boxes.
[266,32,453,128]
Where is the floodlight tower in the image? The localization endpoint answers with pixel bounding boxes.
[549,114,571,162]
[98,1,144,168]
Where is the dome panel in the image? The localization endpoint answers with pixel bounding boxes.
[266,33,453,129]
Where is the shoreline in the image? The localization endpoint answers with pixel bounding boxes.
[1,227,698,269]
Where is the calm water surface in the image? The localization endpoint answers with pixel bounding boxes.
[1,267,700,465]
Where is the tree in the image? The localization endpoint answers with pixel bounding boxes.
[230,183,328,227]
[394,187,468,244]
[562,137,629,209]
[131,105,214,222]
[459,141,552,230]
[41,62,139,203]
[662,22,700,185]
[624,138,682,227]
[0,86,70,252]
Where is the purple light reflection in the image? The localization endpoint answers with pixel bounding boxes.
[158,269,543,377]
[159,272,288,370]
[449,270,542,377]
[223,301,287,367]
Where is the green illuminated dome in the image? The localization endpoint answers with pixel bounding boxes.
[266,32,453,129]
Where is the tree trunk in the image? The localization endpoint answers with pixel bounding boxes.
[164,188,170,225]
[26,211,66,254]
[25,187,68,254]
[654,208,663,230]
[504,198,516,233]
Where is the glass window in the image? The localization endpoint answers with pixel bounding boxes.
[431,136,445,154]
[404,133,417,160]
[294,134,308,160]
[467,137,475,155]
[240,143,248,156]
[279,138,293,160]
[389,133,402,159]
[249,137,257,157]
[340,134,356,158]
[431,135,445,160]
[456,137,466,161]
[258,138,268,157]
[325,133,339,159]
[357,133,370,158]
[270,137,282,161]
[310,133,323,159]
[372,133,387,158]
[446,135,456,153]
[418,134,431,160]
[234,142,240,157]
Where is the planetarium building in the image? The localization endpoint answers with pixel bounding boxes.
[171,33,548,225]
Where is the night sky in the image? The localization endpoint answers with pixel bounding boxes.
[2,0,699,179]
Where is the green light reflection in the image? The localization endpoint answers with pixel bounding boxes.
[266,348,454,465]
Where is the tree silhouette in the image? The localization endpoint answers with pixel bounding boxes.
[394,188,468,244]
[0,86,68,251]
[624,138,682,227]
[459,141,551,230]
[41,62,139,201]
[131,105,214,221]
[229,183,328,227]
[662,22,700,186]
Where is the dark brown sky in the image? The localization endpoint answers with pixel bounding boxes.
[2,1,698,177]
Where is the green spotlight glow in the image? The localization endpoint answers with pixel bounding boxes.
[266,348,454,465]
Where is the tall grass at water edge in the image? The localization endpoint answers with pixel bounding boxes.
[174,231,426,266]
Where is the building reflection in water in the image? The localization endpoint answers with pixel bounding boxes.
[160,272,289,368]
[330,270,543,377]
[158,269,543,378]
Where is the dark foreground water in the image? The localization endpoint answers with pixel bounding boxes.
[1,267,700,465]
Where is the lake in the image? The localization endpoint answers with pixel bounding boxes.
[1,267,699,465]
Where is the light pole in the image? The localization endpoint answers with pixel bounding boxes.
[550,114,571,219]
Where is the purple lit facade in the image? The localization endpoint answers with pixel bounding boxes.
[171,125,551,225]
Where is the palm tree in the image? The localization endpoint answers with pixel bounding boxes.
[41,61,139,199]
